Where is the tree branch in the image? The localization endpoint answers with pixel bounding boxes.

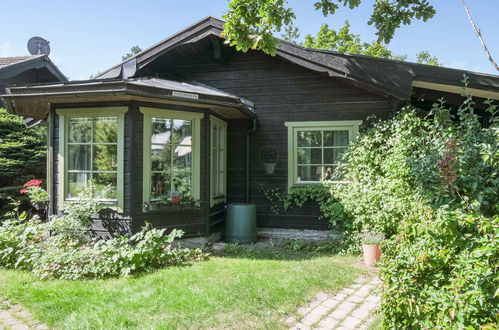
[460,0,499,72]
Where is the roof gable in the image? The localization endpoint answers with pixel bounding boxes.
[0,54,67,82]
[92,16,499,100]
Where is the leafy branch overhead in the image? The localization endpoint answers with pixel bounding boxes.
[222,0,436,55]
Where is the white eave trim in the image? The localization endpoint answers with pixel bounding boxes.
[412,80,499,100]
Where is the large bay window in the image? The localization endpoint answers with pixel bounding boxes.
[141,107,202,210]
[210,115,227,206]
[285,121,361,187]
[57,107,127,210]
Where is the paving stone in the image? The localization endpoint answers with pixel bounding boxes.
[11,324,30,330]
[366,296,381,305]
[317,316,338,329]
[321,298,340,308]
[341,316,363,329]
[346,294,364,303]
[314,292,330,302]
[2,317,20,325]
[333,293,347,301]
[16,311,32,319]
[0,311,11,319]
[297,307,311,316]
[293,322,311,330]
[301,305,330,325]
[350,284,362,289]
[355,285,375,298]
[285,316,296,325]
[350,305,371,320]
[307,299,322,309]
[338,288,356,296]
[336,301,356,313]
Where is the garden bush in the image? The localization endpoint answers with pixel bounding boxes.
[0,109,46,217]
[0,185,206,280]
[329,84,498,328]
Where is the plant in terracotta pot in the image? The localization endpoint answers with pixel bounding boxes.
[359,231,384,267]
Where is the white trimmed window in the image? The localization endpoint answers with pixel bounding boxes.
[141,107,202,210]
[285,121,361,187]
[56,107,127,210]
[210,115,227,206]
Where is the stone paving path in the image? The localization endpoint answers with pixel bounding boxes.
[286,276,381,330]
[0,301,48,330]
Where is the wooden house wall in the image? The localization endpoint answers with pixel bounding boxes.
[164,49,398,230]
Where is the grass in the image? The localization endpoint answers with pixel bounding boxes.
[0,246,367,329]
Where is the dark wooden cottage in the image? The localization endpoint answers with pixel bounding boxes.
[2,17,499,237]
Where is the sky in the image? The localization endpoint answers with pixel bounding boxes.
[1,1,498,80]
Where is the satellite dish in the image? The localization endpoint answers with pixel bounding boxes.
[27,37,50,55]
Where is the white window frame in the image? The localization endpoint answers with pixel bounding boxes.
[210,115,227,207]
[56,107,128,211]
[285,120,362,187]
[140,107,203,210]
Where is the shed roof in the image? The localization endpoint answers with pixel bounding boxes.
[0,55,66,81]
[1,77,255,119]
[94,16,499,101]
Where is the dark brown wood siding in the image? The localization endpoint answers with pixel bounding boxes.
[164,48,397,230]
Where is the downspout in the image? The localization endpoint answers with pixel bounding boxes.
[246,119,257,203]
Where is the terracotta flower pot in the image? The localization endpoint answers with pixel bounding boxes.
[363,244,381,267]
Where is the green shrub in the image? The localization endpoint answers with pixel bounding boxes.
[0,186,206,280]
[380,209,498,328]
[329,83,498,328]
[0,109,46,216]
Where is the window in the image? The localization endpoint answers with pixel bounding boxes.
[141,107,202,210]
[285,121,362,187]
[210,115,227,206]
[56,107,127,210]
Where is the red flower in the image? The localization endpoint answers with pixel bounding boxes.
[171,195,180,204]
[23,179,42,188]
[20,188,28,194]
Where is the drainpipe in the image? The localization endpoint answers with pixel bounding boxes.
[246,119,257,203]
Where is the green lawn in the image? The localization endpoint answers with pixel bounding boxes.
[0,247,366,329]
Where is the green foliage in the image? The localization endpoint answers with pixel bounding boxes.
[222,0,295,55]
[0,187,206,280]
[259,183,347,229]
[304,21,392,58]
[380,210,498,328]
[416,50,441,66]
[0,109,46,215]
[122,45,142,61]
[358,231,384,245]
[303,21,438,62]
[330,80,498,328]
[223,0,436,54]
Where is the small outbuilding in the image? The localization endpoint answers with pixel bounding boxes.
[2,17,499,237]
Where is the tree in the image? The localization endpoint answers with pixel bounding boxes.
[303,21,393,58]
[302,21,439,64]
[0,109,46,216]
[222,0,436,55]
[122,45,142,61]
[416,50,441,66]
[281,24,300,43]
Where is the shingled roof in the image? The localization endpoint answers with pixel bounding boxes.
[0,54,66,81]
[0,55,44,68]
[94,16,499,101]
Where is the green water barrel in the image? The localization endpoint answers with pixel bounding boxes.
[225,203,257,243]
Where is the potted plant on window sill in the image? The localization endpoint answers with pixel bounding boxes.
[148,193,197,211]
[359,231,384,267]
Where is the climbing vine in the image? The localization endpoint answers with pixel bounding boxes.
[258,183,347,230]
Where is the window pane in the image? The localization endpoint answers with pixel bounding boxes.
[93,144,117,171]
[297,148,322,164]
[297,131,321,147]
[68,172,90,198]
[171,168,192,195]
[173,145,192,169]
[151,145,171,171]
[324,148,347,164]
[68,118,91,143]
[324,130,349,146]
[152,118,171,144]
[151,172,169,198]
[172,120,192,145]
[297,165,322,182]
[93,173,117,199]
[68,144,91,170]
[93,117,118,143]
